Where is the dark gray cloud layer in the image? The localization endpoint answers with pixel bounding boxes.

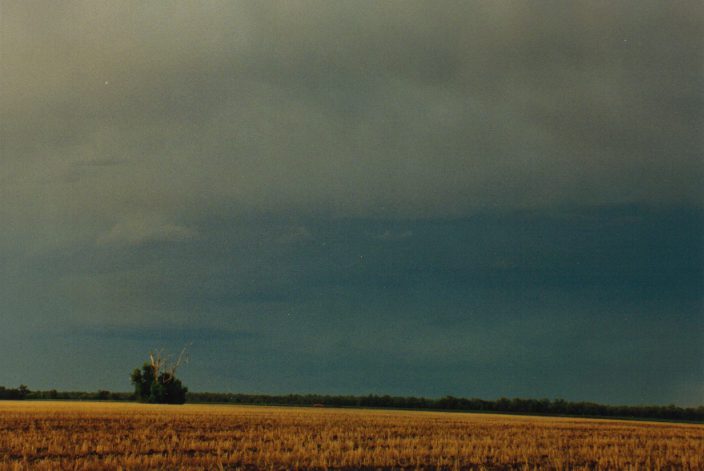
[3,2,702,229]
[1,1,702,405]
[2,206,702,404]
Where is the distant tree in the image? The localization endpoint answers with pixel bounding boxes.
[131,363,155,400]
[131,348,188,404]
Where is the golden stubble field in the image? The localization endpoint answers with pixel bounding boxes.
[0,401,702,470]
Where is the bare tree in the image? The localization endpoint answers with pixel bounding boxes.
[148,345,190,384]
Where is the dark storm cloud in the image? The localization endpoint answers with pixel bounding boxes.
[1,2,702,404]
[4,205,700,403]
[2,1,702,238]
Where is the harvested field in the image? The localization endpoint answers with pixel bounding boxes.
[0,401,702,470]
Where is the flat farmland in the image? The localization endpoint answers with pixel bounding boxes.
[0,401,701,470]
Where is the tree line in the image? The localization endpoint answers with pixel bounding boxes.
[2,385,701,422]
[0,385,132,401]
[185,392,704,422]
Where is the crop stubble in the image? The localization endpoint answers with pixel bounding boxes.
[0,401,701,470]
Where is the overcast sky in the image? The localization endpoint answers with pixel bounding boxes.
[1,1,702,406]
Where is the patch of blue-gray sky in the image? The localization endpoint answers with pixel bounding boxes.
[1,1,702,405]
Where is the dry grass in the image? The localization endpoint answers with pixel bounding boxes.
[0,401,702,470]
